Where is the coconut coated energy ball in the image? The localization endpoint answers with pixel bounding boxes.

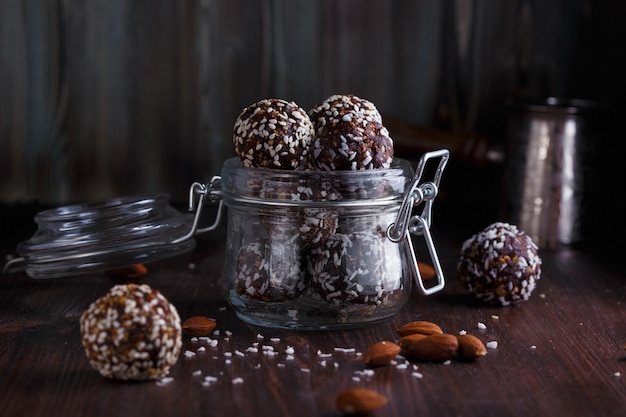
[80,283,182,380]
[457,222,542,306]
[233,98,314,169]
[312,111,394,171]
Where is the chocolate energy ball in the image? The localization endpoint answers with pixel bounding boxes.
[457,222,542,306]
[307,231,403,305]
[235,238,307,302]
[233,98,314,169]
[79,283,182,380]
[309,94,383,137]
[312,111,394,171]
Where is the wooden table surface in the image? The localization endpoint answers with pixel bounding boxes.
[1,210,625,417]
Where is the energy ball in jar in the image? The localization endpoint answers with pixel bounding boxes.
[309,94,383,137]
[235,237,307,302]
[307,231,403,305]
[312,111,394,171]
[457,222,542,306]
[233,98,314,169]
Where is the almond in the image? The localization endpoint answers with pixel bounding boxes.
[398,333,428,351]
[336,388,387,414]
[457,334,487,360]
[418,262,436,280]
[401,333,459,362]
[182,316,217,337]
[397,320,444,337]
[363,341,401,366]
[107,263,148,278]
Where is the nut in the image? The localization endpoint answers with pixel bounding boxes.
[107,263,148,278]
[336,388,387,414]
[418,262,436,280]
[401,333,459,362]
[457,334,487,360]
[182,316,217,337]
[363,341,401,366]
[398,333,427,351]
[397,320,443,337]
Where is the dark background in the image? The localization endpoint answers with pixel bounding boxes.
[1,0,625,247]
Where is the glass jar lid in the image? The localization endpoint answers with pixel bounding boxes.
[15,194,197,278]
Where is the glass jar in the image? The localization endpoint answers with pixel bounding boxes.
[218,150,448,330]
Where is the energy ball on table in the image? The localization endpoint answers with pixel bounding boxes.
[457,222,542,306]
[309,94,383,137]
[312,111,394,171]
[79,283,182,380]
[233,98,314,169]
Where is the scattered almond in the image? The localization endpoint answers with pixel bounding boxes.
[398,333,428,351]
[457,334,487,360]
[363,341,401,366]
[418,262,436,280]
[182,316,217,337]
[397,320,443,337]
[107,263,147,278]
[336,388,387,414]
[401,333,459,362]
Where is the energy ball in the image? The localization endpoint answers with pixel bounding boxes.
[79,283,182,380]
[312,111,394,170]
[307,231,403,305]
[309,94,383,137]
[233,98,314,169]
[235,238,307,302]
[457,222,542,306]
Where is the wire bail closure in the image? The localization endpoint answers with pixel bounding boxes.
[387,149,450,295]
[172,176,224,244]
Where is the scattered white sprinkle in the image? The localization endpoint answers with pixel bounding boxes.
[223,352,232,357]
[319,360,327,367]
[317,350,332,358]
[192,370,202,377]
[203,375,218,383]
[197,346,206,353]
[257,334,264,340]
[334,347,356,353]
[355,369,375,378]
[530,345,537,350]
[225,330,233,336]
[491,315,499,320]
[254,364,261,369]
[190,337,199,342]
[459,330,467,335]
[333,362,339,368]
[352,376,360,382]
[156,377,174,386]
[614,372,621,377]
[232,377,244,384]
[225,359,232,365]
[477,322,487,330]
[184,350,195,358]
[209,339,218,347]
[539,293,546,299]
[234,350,245,357]
[486,341,499,349]
[286,355,295,361]
[285,346,295,355]
[188,262,196,270]
[277,363,286,368]
[396,363,408,370]
[212,330,220,336]
[270,337,281,343]
[219,306,227,311]
[301,368,310,373]
[246,347,259,353]
[443,360,452,365]
[262,345,274,352]
[412,372,424,379]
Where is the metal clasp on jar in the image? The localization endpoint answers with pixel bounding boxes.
[387,149,450,295]
[172,176,224,244]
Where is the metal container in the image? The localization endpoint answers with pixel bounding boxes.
[502,98,604,249]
